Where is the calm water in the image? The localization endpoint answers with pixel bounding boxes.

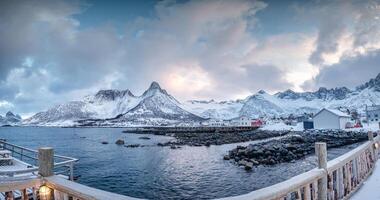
[0,127,361,200]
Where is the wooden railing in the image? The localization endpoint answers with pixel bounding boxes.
[1,132,379,200]
[220,131,380,200]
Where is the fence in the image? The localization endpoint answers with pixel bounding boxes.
[0,140,78,180]
[220,131,379,200]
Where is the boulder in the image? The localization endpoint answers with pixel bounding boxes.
[115,139,125,145]
[138,136,151,140]
[126,144,140,148]
[244,162,253,171]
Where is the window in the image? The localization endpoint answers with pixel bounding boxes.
[375,114,379,118]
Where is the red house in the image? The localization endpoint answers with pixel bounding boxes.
[251,119,264,128]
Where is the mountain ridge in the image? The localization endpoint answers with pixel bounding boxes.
[23,72,380,126]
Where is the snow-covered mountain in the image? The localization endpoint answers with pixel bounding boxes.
[0,111,22,126]
[24,82,204,126]
[185,73,380,118]
[24,73,380,126]
[183,99,244,120]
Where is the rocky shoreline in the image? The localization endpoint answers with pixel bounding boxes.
[152,129,291,147]
[225,130,372,170]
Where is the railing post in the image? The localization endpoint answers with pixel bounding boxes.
[70,162,74,181]
[368,131,377,162]
[315,142,327,200]
[38,147,54,177]
[368,131,374,141]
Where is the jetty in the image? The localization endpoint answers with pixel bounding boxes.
[1,131,380,200]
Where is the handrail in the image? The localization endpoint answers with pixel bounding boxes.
[0,140,78,162]
[327,141,371,172]
[0,140,78,180]
[218,168,325,200]
[44,175,142,200]
[217,132,380,200]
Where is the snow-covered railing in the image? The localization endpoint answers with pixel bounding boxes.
[44,175,141,200]
[0,140,78,180]
[219,131,380,200]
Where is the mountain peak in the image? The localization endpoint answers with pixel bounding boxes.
[148,81,162,90]
[143,81,166,96]
[94,89,135,101]
[356,72,380,92]
[5,111,15,118]
[257,90,267,94]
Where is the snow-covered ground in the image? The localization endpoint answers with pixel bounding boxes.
[351,159,380,200]
[261,122,304,131]
[347,123,380,132]
[261,122,380,132]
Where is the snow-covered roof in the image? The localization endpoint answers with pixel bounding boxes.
[314,108,351,118]
[367,105,380,111]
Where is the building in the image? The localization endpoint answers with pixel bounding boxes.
[367,105,380,122]
[231,116,253,127]
[208,119,227,127]
[313,108,351,129]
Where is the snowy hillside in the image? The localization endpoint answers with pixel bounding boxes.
[100,82,204,126]
[23,73,380,126]
[186,73,380,118]
[24,82,205,126]
[0,111,22,126]
[183,99,244,119]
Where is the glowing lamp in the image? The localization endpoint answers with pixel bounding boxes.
[39,185,52,200]
[375,142,379,149]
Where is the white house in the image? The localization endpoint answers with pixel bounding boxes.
[313,108,351,129]
[367,105,380,122]
[231,116,253,127]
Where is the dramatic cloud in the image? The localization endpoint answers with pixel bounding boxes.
[1,0,380,116]
[303,49,380,90]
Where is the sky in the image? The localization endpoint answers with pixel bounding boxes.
[0,0,380,117]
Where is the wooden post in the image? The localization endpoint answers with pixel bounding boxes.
[38,147,54,177]
[368,131,374,141]
[21,188,28,200]
[5,191,14,200]
[368,132,376,162]
[315,142,327,200]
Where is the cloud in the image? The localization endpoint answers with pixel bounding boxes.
[303,49,380,90]
[305,0,380,66]
[2,0,379,116]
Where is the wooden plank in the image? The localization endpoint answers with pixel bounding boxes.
[5,191,14,200]
[347,162,352,193]
[338,167,344,199]
[316,143,327,200]
[21,188,28,200]
[296,189,301,200]
[312,180,318,200]
[304,184,311,200]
